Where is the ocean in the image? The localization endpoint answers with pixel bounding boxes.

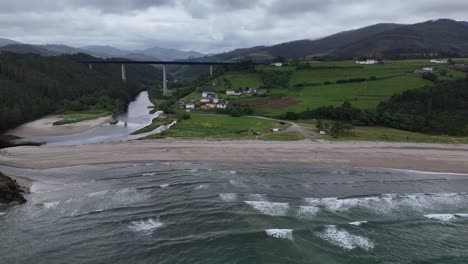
[1,162,468,263]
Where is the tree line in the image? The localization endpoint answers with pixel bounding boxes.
[283,78,468,136]
[0,52,161,132]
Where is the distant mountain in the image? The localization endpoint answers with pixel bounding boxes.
[335,19,468,58]
[204,19,468,61]
[40,44,87,55]
[80,45,130,57]
[0,44,57,56]
[139,46,203,61]
[80,45,203,61]
[123,53,160,61]
[0,38,22,47]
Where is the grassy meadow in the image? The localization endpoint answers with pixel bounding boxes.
[142,113,290,139]
[194,59,466,117]
[53,109,111,126]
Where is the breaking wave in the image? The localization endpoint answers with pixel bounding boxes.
[128,218,163,234]
[424,213,468,221]
[305,193,468,213]
[265,229,293,240]
[297,206,320,217]
[219,193,237,202]
[244,201,290,216]
[349,221,368,226]
[318,225,374,251]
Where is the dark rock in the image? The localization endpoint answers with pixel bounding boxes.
[0,172,27,204]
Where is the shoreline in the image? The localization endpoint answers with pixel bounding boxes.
[6,114,114,137]
[1,139,468,173]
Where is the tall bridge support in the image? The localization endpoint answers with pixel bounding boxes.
[121,64,127,82]
[210,65,213,76]
[162,64,168,96]
[88,64,93,70]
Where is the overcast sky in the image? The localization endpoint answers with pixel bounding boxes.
[1,0,467,53]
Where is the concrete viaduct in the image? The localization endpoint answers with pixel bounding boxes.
[78,60,254,96]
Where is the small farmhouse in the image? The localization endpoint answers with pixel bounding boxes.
[356,59,378,65]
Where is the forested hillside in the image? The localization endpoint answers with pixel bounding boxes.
[0,52,161,132]
[376,78,468,136]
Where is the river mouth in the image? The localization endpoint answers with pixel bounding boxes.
[4,91,168,147]
[1,162,468,263]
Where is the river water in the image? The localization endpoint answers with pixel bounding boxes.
[12,91,174,146]
[1,162,468,263]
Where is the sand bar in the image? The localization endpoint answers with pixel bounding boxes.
[6,115,114,137]
[1,139,467,173]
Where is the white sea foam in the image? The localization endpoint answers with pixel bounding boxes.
[318,225,374,251]
[349,221,368,226]
[87,190,109,197]
[142,172,156,177]
[0,212,5,216]
[43,201,60,209]
[219,193,237,202]
[229,180,246,187]
[229,171,237,174]
[113,188,149,204]
[160,184,170,188]
[305,193,468,214]
[424,214,456,221]
[455,213,468,218]
[297,206,320,217]
[128,218,163,234]
[190,169,198,173]
[265,229,293,240]
[244,201,290,216]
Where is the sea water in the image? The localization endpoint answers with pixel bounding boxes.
[1,162,468,263]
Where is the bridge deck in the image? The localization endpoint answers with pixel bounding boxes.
[78,60,264,65]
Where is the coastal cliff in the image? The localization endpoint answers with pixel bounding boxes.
[0,172,27,204]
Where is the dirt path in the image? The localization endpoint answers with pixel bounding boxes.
[251,116,319,139]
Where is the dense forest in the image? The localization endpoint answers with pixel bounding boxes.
[376,78,468,136]
[0,52,161,132]
[287,77,468,136]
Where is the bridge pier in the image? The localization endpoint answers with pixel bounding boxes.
[162,64,168,96]
[210,65,213,76]
[88,64,93,70]
[121,64,126,82]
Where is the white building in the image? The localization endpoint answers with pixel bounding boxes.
[271,62,283,67]
[422,67,434,72]
[270,128,280,132]
[216,103,227,109]
[200,98,210,103]
[185,103,195,109]
[356,59,378,65]
[226,90,242,96]
[429,59,448,64]
[212,98,220,104]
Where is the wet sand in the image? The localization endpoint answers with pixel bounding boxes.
[1,139,467,173]
[6,115,114,137]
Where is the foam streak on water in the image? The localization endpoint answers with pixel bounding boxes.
[128,218,163,235]
[265,229,293,240]
[318,225,374,251]
[244,201,290,216]
[305,193,468,214]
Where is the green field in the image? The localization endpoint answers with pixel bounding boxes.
[142,113,290,139]
[131,114,176,135]
[216,59,466,116]
[53,109,111,126]
[298,121,468,144]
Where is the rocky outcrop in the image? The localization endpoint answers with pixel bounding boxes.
[0,172,26,204]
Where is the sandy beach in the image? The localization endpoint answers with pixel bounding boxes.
[1,139,467,173]
[6,115,114,137]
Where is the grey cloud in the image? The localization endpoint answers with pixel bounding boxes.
[0,0,467,53]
